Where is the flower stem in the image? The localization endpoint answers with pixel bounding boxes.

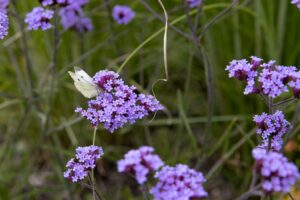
[92,127,97,200]
[140,184,151,200]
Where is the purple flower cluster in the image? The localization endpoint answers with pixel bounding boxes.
[187,0,203,8]
[253,111,291,151]
[25,7,54,30]
[64,145,103,182]
[112,5,135,25]
[75,70,163,133]
[59,1,93,32]
[26,0,92,32]
[252,148,300,194]
[117,146,164,184]
[150,164,208,200]
[292,0,300,9]
[0,10,8,39]
[226,56,300,98]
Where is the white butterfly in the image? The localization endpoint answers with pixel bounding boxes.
[68,67,102,98]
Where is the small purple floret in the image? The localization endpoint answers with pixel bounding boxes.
[112,5,135,25]
[117,146,164,184]
[187,0,202,8]
[150,164,208,200]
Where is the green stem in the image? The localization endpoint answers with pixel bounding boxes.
[92,127,97,200]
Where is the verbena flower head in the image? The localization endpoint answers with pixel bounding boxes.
[252,148,300,194]
[292,0,300,9]
[64,145,103,182]
[253,111,291,151]
[75,70,163,133]
[150,164,208,200]
[25,7,54,30]
[226,56,300,98]
[187,0,202,8]
[0,0,9,11]
[0,11,8,39]
[59,4,93,32]
[117,146,164,184]
[112,5,135,25]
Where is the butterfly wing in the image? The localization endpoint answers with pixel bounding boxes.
[68,67,101,98]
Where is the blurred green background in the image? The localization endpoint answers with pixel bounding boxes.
[1,0,300,199]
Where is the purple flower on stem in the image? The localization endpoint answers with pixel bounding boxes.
[187,0,202,8]
[75,70,163,133]
[25,7,54,30]
[252,148,300,194]
[0,11,8,39]
[292,0,300,9]
[117,146,164,184]
[150,164,208,200]
[112,5,135,25]
[59,4,93,32]
[253,110,291,151]
[64,145,103,183]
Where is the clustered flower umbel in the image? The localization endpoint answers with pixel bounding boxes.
[64,145,103,182]
[226,56,300,98]
[150,164,208,200]
[117,146,164,184]
[187,0,203,8]
[112,5,135,25]
[25,0,92,32]
[253,110,291,151]
[0,0,9,39]
[252,148,300,194]
[75,70,163,133]
[291,0,300,9]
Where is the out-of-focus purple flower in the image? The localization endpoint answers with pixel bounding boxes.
[252,148,300,194]
[187,0,202,8]
[39,0,88,7]
[292,0,300,9]
[59,4,93,32]
[64,145,103,183]
[75,70,163,133]
[112,5,135,25]
[253,110,290,151]
[0,11,8,39]
[117,146,164,184]
[25,7,54,30]
[73,16,93,32]
[0,0,9,11]
[150,164,208,200]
